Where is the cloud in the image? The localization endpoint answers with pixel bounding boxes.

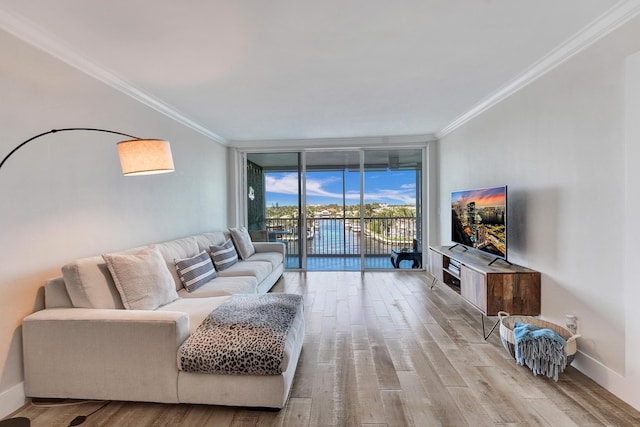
[364,189,416,204]
[264,174,299,195]
[266,172,416,204]
[266,173,356,199]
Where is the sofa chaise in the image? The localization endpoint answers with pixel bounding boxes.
[21,230,305,409]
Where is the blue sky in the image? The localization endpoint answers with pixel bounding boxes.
[264,170,417,206]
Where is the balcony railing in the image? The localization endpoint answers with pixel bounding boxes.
[265,217,417,257]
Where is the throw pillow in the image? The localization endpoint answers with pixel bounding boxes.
[102,247,179,310]
[229,226,256,260]
[210,239,239,271]
[175,250,217,292]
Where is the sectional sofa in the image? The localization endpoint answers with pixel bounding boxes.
[21,230,305,409]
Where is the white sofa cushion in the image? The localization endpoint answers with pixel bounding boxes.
[62,255,125,309]
[175,251,217,292]
[153,237,200,291]
[192,232,227,252]
[103,247,179,310]
[217,260,272,283]
[177,275,257,298]
[157,296,229,334]
[44,277,74,309]
[243,252,283,269]
[229,227,255,260]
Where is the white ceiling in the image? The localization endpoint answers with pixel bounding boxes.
[0,0,634,144]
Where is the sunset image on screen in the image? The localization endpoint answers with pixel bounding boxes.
[451,186,506,257]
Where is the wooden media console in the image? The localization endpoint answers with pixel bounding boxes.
[429,245,541,338]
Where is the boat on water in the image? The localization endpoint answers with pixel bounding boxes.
[277,226,316,241]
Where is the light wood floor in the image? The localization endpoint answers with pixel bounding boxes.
[8,271,640,426]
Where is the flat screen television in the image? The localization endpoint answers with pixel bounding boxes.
[451,185,507,260]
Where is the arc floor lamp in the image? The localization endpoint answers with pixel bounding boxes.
[0,128,173,427]
[0,127,175,176]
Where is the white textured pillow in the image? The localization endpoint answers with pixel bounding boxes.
[175,251,217,292]
[103,247,179,310]
[229,227,255,260]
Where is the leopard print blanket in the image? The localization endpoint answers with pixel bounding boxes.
[178,293,303,375]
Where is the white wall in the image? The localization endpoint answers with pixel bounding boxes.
[623,50,640,411]
[437,16,640,409]
[0,30,228,416]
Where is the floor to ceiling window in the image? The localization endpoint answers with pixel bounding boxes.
[246,152,303,269]
[305,150,362,271]
[363,148,423,270]
[244,147,424,272]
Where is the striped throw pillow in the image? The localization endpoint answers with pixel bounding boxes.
[210,239,239,271]
[175,251,217,292]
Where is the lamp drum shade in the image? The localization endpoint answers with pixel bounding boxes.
[117,139,175,176]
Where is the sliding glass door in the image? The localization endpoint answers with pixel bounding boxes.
[246,152,303,269]
[363,149,423,269]
[305,150,362,271]
[244,147,424,271]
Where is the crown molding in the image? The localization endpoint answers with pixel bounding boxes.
[438,0,640,139]
[0,9,229,146]
[230,134,436,150]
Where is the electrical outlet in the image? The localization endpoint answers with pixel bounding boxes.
[566,314,578,334]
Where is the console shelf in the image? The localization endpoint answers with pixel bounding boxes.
[429,245,541,318]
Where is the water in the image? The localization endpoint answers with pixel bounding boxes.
[278,219,413,256]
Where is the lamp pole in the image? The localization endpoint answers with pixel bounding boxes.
[0,128,138,171]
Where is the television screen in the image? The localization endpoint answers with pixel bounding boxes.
[451,185,507,259]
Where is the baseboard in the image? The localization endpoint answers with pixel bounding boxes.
[573,350,640,411]
[0,382,26,419]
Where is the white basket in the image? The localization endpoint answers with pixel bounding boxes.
[498,311,580,365]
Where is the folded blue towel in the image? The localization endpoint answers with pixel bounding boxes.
[513,321,567,381]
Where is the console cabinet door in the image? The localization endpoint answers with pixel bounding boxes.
[429,249,443,282]
[460,265,487,313]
